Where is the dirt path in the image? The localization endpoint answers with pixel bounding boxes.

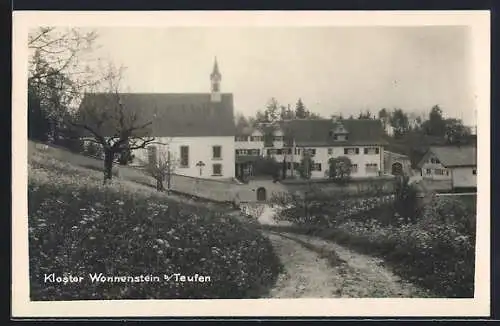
[263,231,431,298]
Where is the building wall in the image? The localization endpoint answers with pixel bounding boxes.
[383,151,412,176]
[420,162,451,180]
[133,136,235,179]
[304,146,384,179]
[451,166,477,188]
[235,128,385,179]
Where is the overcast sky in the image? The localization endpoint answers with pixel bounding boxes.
[93,26,476,126]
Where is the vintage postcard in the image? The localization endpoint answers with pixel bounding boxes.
[12,10,490,317]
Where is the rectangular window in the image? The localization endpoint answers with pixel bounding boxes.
[147,146,157,166]
[435,169,444,175]
[365,163,378,173]
[328,148,333,155]
[274,136,284,142]
[426,168,432,175]
[285,148,292,155]
[344,147,359,155]
[235,136,248,142]
[429,157,441,164]
[286,162,291,170]
[351,164,358,173]
[312,163,322,171]
[250,136,263,142]
[213,145,222,159]
[276,149,283,155]
[305,148,316,156]
[212,164,222,176]
[295,148,301,155]
[364,147,380,155]
[180,146,189,167]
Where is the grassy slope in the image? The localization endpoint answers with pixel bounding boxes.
[28,142,282,300]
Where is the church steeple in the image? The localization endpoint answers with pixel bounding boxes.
[210,57,221,102]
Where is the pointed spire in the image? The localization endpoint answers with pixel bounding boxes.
[211,56,221,79]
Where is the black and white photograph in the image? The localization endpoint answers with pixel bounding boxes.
[12,11,489,317]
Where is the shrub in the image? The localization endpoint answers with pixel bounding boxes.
[28,153,282,300]
[272,188,476,297]
[393,175,419,222]
[253,156,281,181]
[333,195,476,297]
[327,156,352,184]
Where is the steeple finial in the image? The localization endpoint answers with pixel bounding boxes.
[211,56,221,79]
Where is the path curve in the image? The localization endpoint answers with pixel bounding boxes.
[263,231,431,298]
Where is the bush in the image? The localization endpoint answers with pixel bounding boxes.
[28,153,282,300]
[271,187,476,297]
[332,195,476,297]
[393,175,419,222]
[327,156,352,184]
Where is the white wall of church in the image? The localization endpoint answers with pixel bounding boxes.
[132,136,235,179]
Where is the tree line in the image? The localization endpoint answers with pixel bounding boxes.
[235,97,321,131]
[236,98,474,147]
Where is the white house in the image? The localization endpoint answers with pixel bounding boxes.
[417,146,477,189]
[79,58,236,180]
[234,117,388,180]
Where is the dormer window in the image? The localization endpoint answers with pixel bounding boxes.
[330,122,348,141]
[333,134,348,141]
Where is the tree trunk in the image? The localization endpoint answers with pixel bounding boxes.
[103,149,114,184]
[156,178,164,191]
[166,172,171,194]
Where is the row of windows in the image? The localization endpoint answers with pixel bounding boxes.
[235,149,260,156]
[236,147,380,157]
[342,147,380,155]
[237,134,352,142]
[235,136,285,142]
[424,168,449,176]
[281,162,377,173]
[425,168,477,176]
[148,145,223,173]
[427,157,441,164]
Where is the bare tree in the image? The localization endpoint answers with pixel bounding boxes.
[28,27,98,93]
[71,63,155,183]
[28,27,101,142]
[138,143,178,192]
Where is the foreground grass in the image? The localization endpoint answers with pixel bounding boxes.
[28,148,282,300]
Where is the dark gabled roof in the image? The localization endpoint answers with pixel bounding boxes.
[427,146,477,167]
[280,118,388,147]
[78,93,235,137]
